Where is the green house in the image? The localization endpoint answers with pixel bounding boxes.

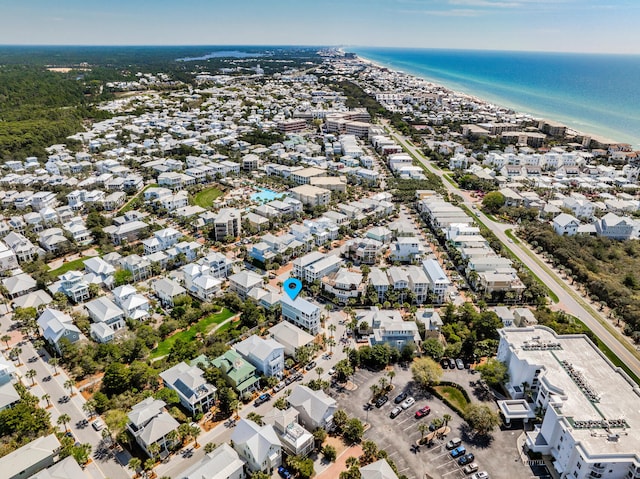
[210,350,260,395]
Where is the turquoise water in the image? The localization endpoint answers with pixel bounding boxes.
[251,188,284,203]
[350,48,640,148]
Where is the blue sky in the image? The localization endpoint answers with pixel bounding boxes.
[1,0,639,53]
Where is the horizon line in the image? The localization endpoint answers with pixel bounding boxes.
[0,44,638,56]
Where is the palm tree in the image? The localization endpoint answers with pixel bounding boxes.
[315,367,324,380]
[9,347,22,366]
[346,456,359,469]
[32,339,45,355]
[42,393,51,408]
[25,368,37,386]
[1,334,11,349]
[57,413,71,432]
[385,369,395,385]
[378,377,388,392]
[83,400,96,419]
[148,442,161,460]
[443,414,452,427]
[418,423,429,444]
[369,384,380,401]
[327,337,336,354]
[143,458,155,478]
[190,425,201,448]
[64,379,75,396]
[328,323,336,338]
[166,429,179,451]
[49,357,60,375]
[128,458,141,478]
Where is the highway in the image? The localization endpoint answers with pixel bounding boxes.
[385,123,640,381]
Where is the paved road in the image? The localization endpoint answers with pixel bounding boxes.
[386,123,640,380]
[154,307,351,478]
[1,334,131,479]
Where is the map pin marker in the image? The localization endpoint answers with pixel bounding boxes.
[284,278,303,300]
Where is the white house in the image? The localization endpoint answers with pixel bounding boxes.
[127,398,180,458]
[230,419,282,475]
[268,321,315,358]
[288,385,337,431]
[234,335,285,378]
[280,295,320,334]
[553,213,580,236]
[180,443,245,479]
[152,277,187,307]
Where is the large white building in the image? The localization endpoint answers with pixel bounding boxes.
[281,295,320,334]
[497,326,640,479]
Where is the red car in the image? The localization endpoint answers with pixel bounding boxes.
[414,406,431,418]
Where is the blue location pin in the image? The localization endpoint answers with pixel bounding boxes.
[284,278,303,300]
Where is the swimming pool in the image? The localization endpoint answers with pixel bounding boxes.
[251,188,284,203]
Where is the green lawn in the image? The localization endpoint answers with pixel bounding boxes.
[151,308,234,358]
[49,256,95,276]
[434,385,469,411]
[505,229,520,244]
[194,187,224,208]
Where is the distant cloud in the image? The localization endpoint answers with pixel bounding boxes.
[399,8,481,16]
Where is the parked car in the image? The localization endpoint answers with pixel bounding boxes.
[278,466,292,479]
[415,406,431,418]
[440,358,449,369]
[448,358,456,369]
[458,453,475,465]
[400,397,415,409]
[375,395,389,408]
[305,361,316,371]
[390,406,403,419]
[394,392,408,404]
[328,367,336,376]
[450,446,467,458]
[462,463,479,474]
[446,438,462,450]
[456,358,465,370]
[273,381,285,393]
[470,473,489,479]
[254,393,271,406]
[91,418,105,431]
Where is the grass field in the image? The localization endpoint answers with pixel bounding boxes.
[151,308,234,358]
[194,187,223,208]
[505,229,520,244]
[120,183,158,214]
[434,385,469,411]
[49,256,95,276]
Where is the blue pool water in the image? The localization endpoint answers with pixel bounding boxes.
[251,188,284,203]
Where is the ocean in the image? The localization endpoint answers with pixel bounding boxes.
[349,47,640,148]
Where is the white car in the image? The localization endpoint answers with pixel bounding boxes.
[400,397,415,409]
[470,472,489,479]
[328,367,336,375]
[92,418,105,431]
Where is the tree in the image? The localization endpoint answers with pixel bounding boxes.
[443,413,452,427]
[361,440,378,465]
[49,357,60,375]
[57,413,71,431]
[250,473,271,479]
[104,409,128,443]
[464,403,501,436]
[102,362,130,395]
[418,423,429,444]
[64,379,75,396]
[411,357,443,391]
[334,359,354,383]
[247,412,264,426]
[71,443,92,465]
[387,370,395,386]
[322,444,337,462]
[144,458,156,477]
[476,358,509,388]
[128,457,142,477]
[204,442,218,453]
[25,368,37,386]
[42,393,51,407]
[9,347,22,365]
[342,418,365,444]
[287,455,315,479]
[313,427,327,448]
[315,366,324,380]
[482,191,505,213]
[1,334,11,349]
[114,269,133,287]
[333,409,348,434]
[274,397,288,410]
[422,338,445,360]
[83,400,96,419]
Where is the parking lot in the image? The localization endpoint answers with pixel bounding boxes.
[329,364,532,479]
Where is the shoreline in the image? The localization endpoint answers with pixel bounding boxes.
[350,50,634,148]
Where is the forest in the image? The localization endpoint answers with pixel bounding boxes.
[520,222,640,340]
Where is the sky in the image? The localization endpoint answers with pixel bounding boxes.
[1,0,640,54]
